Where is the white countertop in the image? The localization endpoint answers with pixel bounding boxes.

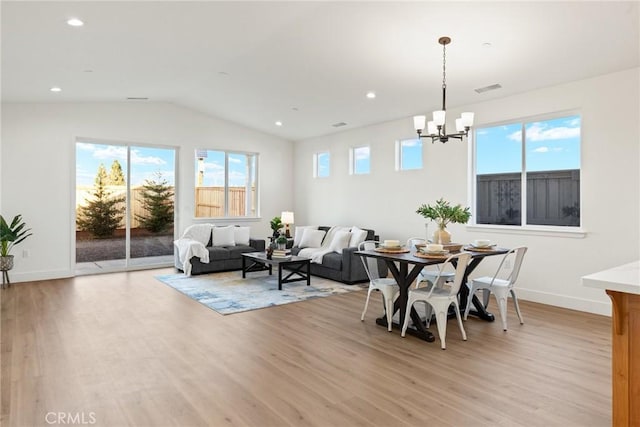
[582,260,640,295]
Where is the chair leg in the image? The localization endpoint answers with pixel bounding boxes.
[453,300,467,341]
[434,307,448,350]
[493,289,509,331]
[510,289,524,325]
[400,299,413,337]
[482,288,491,309]
[384,296,394,332]
[361,288,373,321]
[424,302,433,328]
[463,284,474,320]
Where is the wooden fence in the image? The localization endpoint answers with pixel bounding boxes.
[476,169,580,226]
[195,186,256,218]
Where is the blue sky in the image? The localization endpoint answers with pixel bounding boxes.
[197,150,254,187]
[76,142,175,187]
[476,115,580,174]
[400,139,422,170]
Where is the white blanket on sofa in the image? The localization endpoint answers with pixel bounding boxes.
[174,238,210,276]
[297,226,347,264]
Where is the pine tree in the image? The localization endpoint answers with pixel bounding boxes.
[135,172,174,233]
[76,164,125,238]
[109,160,126,185]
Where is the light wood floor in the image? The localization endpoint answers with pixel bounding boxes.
[1,269,611,427]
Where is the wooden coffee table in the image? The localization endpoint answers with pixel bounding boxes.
[241,252,311,290]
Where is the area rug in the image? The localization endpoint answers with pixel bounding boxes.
[155,272,365,315]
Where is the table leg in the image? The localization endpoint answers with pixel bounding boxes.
[278,265,283,290]
[242,256,247,278]
[458,257,495,322]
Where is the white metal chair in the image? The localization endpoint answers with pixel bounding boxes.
[401,252,471,350]
[406,237,455,288]
[359,240,399,332]
[463,246,528,331]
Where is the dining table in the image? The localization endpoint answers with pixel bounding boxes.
[355,245,510,342]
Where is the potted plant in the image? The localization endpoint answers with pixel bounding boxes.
[0,214,33,275]
[416,198,471,244]
[276,235,288,250]
[270,216,283,239]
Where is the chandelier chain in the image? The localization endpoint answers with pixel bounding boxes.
[442,42,447,89]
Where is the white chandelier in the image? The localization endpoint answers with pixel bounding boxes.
[413,36,474,143]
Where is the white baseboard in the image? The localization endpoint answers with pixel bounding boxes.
[517,288,611,317]
[6,269,74,284]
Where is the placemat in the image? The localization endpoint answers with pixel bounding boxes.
[374,247,410,254]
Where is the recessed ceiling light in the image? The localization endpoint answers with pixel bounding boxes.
[366,91,376,99]
[275,121,283,126]
[67,18,84,27]
[50,87,62,92]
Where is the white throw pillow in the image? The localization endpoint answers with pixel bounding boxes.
[293,225,317,247]
[349,226,369,248]
[329,230,352,253]
[233,226,251,246]
[299,229,326,249]
[182,224,213,246]
[212,226,235,247]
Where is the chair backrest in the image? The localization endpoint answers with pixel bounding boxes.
[427,252,471,297]
[406,237,426,250]
[491,246,528,286]
[358,240,383,280]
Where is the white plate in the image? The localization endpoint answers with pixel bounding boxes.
[470,243,496,249]
[381,245,401,249]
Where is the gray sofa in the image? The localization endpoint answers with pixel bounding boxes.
[290,226,387,284]
[174,227,265,274]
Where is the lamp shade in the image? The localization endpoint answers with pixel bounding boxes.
[281,211,294,224]
[427,121,438,136]
[413,115,426,131]
[433,110,446,126]
[461,112,474,127]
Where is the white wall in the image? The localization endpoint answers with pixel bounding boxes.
[1,102,293,282]
[292,68,640,315]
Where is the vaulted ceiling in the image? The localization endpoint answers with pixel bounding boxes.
[2,1,639,141]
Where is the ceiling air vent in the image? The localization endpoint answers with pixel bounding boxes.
[474,84,502,94]
[126,97,149,100]
[332,122,347,128]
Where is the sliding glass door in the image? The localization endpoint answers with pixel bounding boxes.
[75,141,176,274]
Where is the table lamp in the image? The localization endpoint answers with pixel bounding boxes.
[281,211,294,238]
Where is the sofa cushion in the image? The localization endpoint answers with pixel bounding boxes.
[212,226,235,246]
[349,226,369,248]
[234,226,251,246]
[299,229,326,248]
[321,252,343,271]
[293,225,317,247]
[227,244,255,258]
[208,247,231,261]
[329,230,352,253]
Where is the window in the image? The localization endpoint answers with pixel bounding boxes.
[396,138,422,171]
[195,149,258,218]
[350,146,370,175]
[313,151,330,178]
[474,114,581,228]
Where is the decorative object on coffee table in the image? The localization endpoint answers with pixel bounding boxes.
[0,214,33,288]
[416,198,471,244]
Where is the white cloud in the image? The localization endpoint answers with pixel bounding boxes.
[507,130,522,142]
[526,122,580,141]
[228,157,243,164]
[532,147,549,153]
[130,149,166,166]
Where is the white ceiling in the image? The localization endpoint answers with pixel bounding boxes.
[2,1,639,141]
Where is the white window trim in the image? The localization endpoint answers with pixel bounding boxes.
[195,149,259,219]
[313,151,330,178]
[349,145,371,175]
[468,109,583,234]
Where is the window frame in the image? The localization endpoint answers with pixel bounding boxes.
[349,145,371,175]
[313,151,330,178]
[395,137,423,171]
[194,148,259,219]
[470,110,585,236]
